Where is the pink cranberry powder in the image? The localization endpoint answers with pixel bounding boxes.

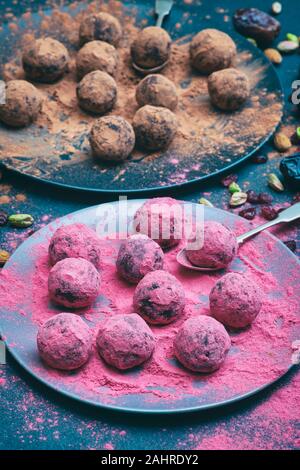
[49,223,102,269]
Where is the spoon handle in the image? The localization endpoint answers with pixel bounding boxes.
[155,0,173,27]
[237,202,300,244]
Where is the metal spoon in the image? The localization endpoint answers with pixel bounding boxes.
[177,203,300,272]
[132,0,174,75]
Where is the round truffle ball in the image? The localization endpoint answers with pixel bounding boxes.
[134,197,183,249]
[89,115,135,162]
[190,29,236,74]
[116,234,164,284]
[76,40,118,79]
[96,313,155,370]
[136,74,178,110]
[131,26,171,70]
[48,223,101,269]
[79,12,122,47]
[133,270,185,325]
[48,257,100,309]
[186,221,238,269]
[208,68,250,111]
[77,70,117,114]
[133,105,177,151]
[209,272,262,329]
[0,80,42,128]
[174,316,231,373]
[22,37,69,83]
[37,312,92,370]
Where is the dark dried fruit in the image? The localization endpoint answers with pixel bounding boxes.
[221,173,238,187]
[260,205,278,220]
[292,192,300,203]
[290,132,300,145]
[252,154,268,164]
[258,192,273,204]
[283,240,297,252]
[239,207,256,220]
[247,190,260,203]
[0,211,8,226]
[233,8,281,45]
[280,153,300,185]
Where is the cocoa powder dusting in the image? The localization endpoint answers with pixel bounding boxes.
[0,1,282,187]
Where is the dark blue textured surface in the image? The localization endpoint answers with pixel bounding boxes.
[0,0,299,450]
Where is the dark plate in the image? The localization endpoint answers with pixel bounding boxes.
[0,0,283,193]
[0,200,299,414]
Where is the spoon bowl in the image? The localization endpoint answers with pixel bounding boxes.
[132,60,169,75]
[176,248,218,272]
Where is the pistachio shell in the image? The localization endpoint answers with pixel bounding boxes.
[198,197,214,208]
[277,40,298,53]
[229,192,248,207]
[8,214,34,228]
[273,132,292,151]
[267,173,284,192]
[271,2,282,15]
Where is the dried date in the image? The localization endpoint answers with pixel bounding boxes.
[233,8,281,45]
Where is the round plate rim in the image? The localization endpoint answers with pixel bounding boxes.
[0,33,284,194]
[0,200,298,414]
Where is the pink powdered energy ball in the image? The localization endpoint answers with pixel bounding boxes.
[37,312,92,370]
[96,313,155,370]
[186,221,238,269]
[133,197,183,249]
[133,270,185,325]
[209,272,262,328]
[116,234,164,284]
[49,223,102,270]
[48,257,100,308]
[174,315,231,373]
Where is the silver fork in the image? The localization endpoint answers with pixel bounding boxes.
[155,0,174,27]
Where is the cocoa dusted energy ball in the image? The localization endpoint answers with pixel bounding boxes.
[79,12,122,47]
[208,68,250,111]
[174,316,231,373]
[190,29,236,74]
[136,74,178,110]
[37,313,92,370]
[0,80,42,127]
[48,223,102,270]
[116,234,164,284]
[209,272,262,329]
[131,26,171,70]
[133,105,177,151]
[22,37,69,83]
[133,270,185,325]
[76,40,119,79]
[48,257,100,308]
[90,115,135,162]
[134,197,183,249]
[77,70,117,114]
[96,314,155,370]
